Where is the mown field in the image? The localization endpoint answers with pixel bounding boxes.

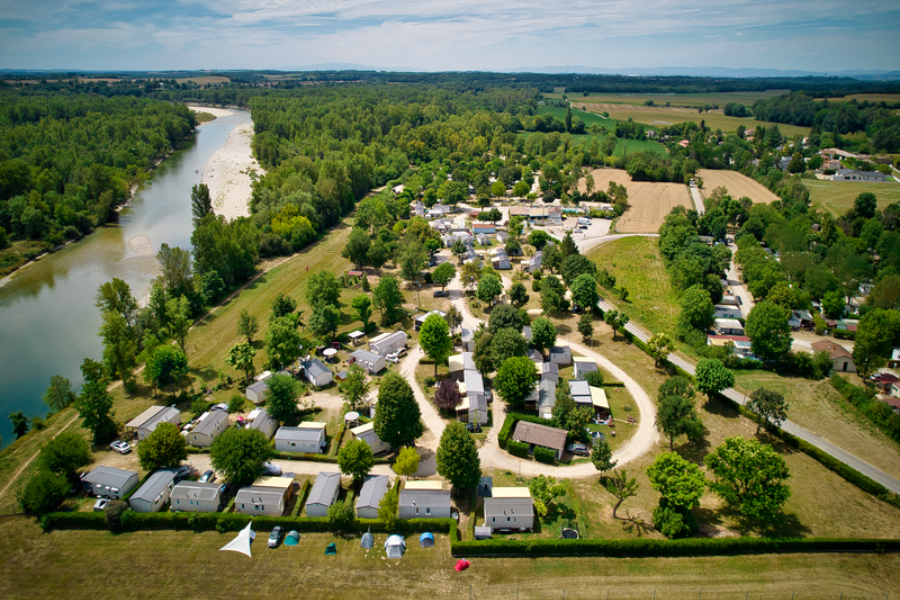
[532,107,668,157]
[566,90,788,107]
[1,517,898,599]
[570,101,811,137]
[174,75,231,85]
[578,169,692,233]
[698,169,780,205]
[814,93,900,104]
[806,177,900,217]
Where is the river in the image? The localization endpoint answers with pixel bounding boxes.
[0,108,253,448]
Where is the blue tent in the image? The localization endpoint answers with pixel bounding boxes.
[419,532,434,548]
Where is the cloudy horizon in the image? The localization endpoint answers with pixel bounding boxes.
[1,0,898,73]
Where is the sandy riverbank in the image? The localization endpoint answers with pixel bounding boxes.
[189,106,263,221]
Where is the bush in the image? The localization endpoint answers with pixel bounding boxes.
[228,395,246,413]
[327,499,354,529]
[105,501,134,532]
[507,440,529,458]
[833,329,856,340]
[21,470,69,515]
[584,371,604,387]
[191,398,213,419]
[532,280,541,292]
[652,500,697,539]
[534,446,556,464]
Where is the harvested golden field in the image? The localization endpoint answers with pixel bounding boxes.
[698,169,780,204]
[581,169,692,233]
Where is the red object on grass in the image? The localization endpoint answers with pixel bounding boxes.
[455,559,470,572]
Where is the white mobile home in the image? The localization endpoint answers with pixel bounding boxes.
[484,488,535,532]
[190,411,229,448]
[82,466,139,499]
[245,379,269,404]
[306,472,342,517]
[125,405,181,441]
[170,481,224,513]
[369,331,408,356]
[274,423,327,454]
[235,486,286,517]
[248,408,278,440]
[350,422,392,455]
[350,349,386,374]
[399,488,451,519]
[301,358,333,387]
[356,475,391,519]
[129,469,178,513]
[714,318,745,336]
[573,357,598,380]
[549,343,572,366]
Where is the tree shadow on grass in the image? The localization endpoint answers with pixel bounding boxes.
[618,511,655,537]
[555,323,572,336]
[702,396,741,419]
[676,436,713,466]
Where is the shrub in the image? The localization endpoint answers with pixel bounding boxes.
[191,398,213,419]
[327,499,354,529]
[532,280,541,292]
[652,500,697,539]
[228,395,246,413]
[534,446,556,464]
[584,371,604,387]
[105,501,133,532]
[21,470,69,515]
[507,440,529,458]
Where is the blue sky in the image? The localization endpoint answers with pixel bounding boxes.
[1,0,898,72]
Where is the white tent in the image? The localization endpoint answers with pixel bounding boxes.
[384,534,406,559]
[220,522,256,558]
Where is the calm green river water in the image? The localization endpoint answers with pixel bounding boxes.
[0,109,252,448]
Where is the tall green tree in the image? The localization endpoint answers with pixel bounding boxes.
[147,345,189,395]
[570,273,599,311]
[578,313,595,345]
[373,372,424,448]
[226,341,257,383]
[265,374,302,426]
[853,309,900,377]
[21,470,69,515]
[647,451,706,510]
[604,469,640,520]
[745,301,792,364]
[8,410,29,439]
[264,315,303,370]
[351,294,373,330]
[137,422,187,471]
[95,278,139,328]
[337,439,375,484]
[308,304,341,341]
[487,304,524,333]
[591,438,617,478]
[647,332,675,367]
[603,309,630,340]
[307,271,342,308]
[378,488,399,528]
[99,310,137,384]
[436,422,482,493]
[694,358,735,401]
[656,395,704,451]
[476,273,503,304]
[165,294,193,353]
[38,432,91,479]
[76,365,117,444]
[209,427,275,488]
[747,387,789,434]
[373,275,404,324]
[509,281,529,308]
[342,227,371,268]
[490,328,528,366]
[191,183,213,222]
[531,317,557,356]
[677,285,715,339]
[432,262,456,291]
[419,313,452,376]
[494,356,538,409]
[705,437,791,523]
[42,375,76,413]
[236,309,259,344]
[339,364,371,411]
[270,293,297,319]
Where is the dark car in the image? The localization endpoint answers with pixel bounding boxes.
[268,526,284,548]
[199,470,216,483]
[567,443,589,456]
[466,423,482,433]
[433,290,448,298]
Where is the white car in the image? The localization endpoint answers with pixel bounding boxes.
[109,440,132,454]
[262,462,283,476]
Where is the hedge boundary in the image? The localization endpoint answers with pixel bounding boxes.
[497,413,557,450]
[185,446,391,465]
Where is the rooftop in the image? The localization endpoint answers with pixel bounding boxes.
[307,472,342,506]
[357,475,390,509]
[130,469,177,503]
[512,421,567,452]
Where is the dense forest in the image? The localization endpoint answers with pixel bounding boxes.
[0,94,197,249]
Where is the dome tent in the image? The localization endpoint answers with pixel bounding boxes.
[361,527,375,549]
[419,532,434,548]
[284,531,300,546]
[384,534,406,559]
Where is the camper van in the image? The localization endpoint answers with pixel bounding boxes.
[577,217,591,228]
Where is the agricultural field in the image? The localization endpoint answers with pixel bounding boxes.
[173,75,231,85]
[2,517,898,599]
[571,90,788,107]
[806,178,900,217]
[532,108,668,157]
[570,101,811,137]
[814,93,900,104]
[697,169,780,205]
[579,169,692,233]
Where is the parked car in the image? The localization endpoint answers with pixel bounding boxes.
[465,423,482,433]
[210,403,229,412]
[386,355,399,365]
[268,526,284,548]
[566,443,589,456]
[262,462,283,476]
[433,290,448,298]
[93,498,110,512]
[199,470,216,483]
[181,422,194,432]
[109,440,131,454]
[173,465,195,483]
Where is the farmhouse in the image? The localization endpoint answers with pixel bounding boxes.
[124,405,181,441]
[247,408,278,440]
[129,469,177,513]
[306,472,342,517]
[189,410,229,448]
[301,358,333,387]
[511,421,567,460]
[349,349,385,374]
[399,487,452,519]
[274,423,327,454]
[484,487,535,532]
[351,421,392,455]
[170,481,224,513]
[369,331,408,356]
[811,340,856,373]
[356,474,391,519]
[82,466,139,499]
[235,487,286,517]
[828,169,886,182]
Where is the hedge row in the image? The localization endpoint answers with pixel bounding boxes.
[186,447,391,465]
[43,510,452,535]
[507,440,529,458]
[534,446,556,464]
[450,536,900,558]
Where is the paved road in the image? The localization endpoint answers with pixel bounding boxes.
[689,181,706,215]
[596,296,900,495]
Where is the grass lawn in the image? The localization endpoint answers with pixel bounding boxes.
[2,517,898,598]
[586,236,680,337]
[806,177,900,218]
[733,371,900,481]
[530,107,669,157]
[572,90,788,108]
[0,238,52,277]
